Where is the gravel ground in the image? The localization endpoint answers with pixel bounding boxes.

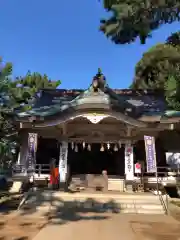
[0,194,48,240]
[0,216,47,240]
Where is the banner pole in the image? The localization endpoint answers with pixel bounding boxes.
[144,135,158,192]
[155,165,159,193]
[153,137,158,193]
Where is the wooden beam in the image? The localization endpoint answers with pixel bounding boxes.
[62,123,67,135]
[67,123,128,133]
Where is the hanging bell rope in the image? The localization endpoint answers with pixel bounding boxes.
[74,144,78,152]
[87,144,91,151]
[100,144,104,152]
[113,144,118,152]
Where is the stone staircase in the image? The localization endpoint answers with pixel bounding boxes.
[19,190,165,215]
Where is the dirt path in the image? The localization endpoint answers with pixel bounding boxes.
[0,197,180,240]
[0,214,48,240]
[0,211,180,240]
[0,195,48,240]
[32,213,180,240]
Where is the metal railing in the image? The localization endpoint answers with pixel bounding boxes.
[35,164,51,176]
[134,166,180,215]
[135,166,180,178]
[12,163,58,176]
[13,164,180,174]
[157,180,169,215]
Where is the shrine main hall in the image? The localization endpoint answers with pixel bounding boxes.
[13,70,180,192]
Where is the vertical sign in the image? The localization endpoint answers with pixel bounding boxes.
[144,136,157,173]
[59,141,68,182]
[26,133,38,172]
[125,145,134,180]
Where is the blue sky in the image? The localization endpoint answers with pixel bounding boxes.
[0,1,180,89]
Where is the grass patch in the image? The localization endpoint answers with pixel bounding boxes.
[171,200,180,207]
[0,192,22,213]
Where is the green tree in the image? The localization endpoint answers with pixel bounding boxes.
[130,31,180,110]
[10,71,61,109]
[100,0,180,44]
[166,31,180,47]
[0,59,61,167]
[164,75,180,110]
[0,58,17,168]
[131,43,180,89]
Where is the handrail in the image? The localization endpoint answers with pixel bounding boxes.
[159,192,169,215]
[136,166,180,177]
[156,177,169,215]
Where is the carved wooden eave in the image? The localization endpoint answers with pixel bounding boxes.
[19,110,147,129]
[19,113,177,133]
[139,114,180,123]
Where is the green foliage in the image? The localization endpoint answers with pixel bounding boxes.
[130,31,180,110]
[11,71,61,107]
[166,31,180,47]
[0,58,17,167]
[131,43,180,89]
[100,0,180,44]
[164,75,180,110]
[0,58,61,167]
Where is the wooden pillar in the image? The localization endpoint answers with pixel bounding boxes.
[18,132,28,165]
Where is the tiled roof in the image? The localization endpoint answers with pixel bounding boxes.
[16,87,167,119]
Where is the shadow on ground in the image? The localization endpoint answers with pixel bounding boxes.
[130,221,180,240]
[19,190,122,225]
[0,190,122,225]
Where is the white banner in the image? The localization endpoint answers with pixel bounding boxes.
[59,141,68,182]
[26,133,38,172]
[125,145,134,180]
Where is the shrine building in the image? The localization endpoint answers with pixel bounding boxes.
[13,70,180,192]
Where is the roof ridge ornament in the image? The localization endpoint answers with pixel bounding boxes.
[92,68,106,91]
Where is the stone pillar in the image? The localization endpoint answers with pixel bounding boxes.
[58,141,68,190]
[13,132,28,175]
[11,132,38,193]
[124,144,134,192]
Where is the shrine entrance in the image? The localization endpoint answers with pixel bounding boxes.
[68,143,125,176]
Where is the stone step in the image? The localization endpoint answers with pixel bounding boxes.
[51,191,160,200]
[121,209,165,214]
[23,199,164,214]
[24,201,163,208]
[25,198,162,207]
[27,204,164,215]
[46,197,161,204]
[19,191,165,215]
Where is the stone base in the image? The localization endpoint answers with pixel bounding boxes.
[125,180,133,192]
[9,181,23,193]
[59,182,67,191]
